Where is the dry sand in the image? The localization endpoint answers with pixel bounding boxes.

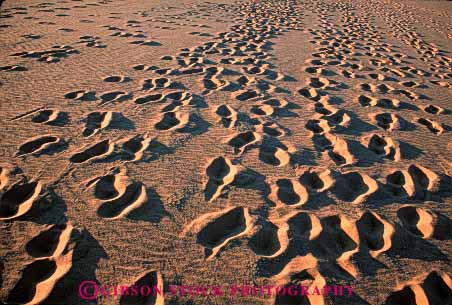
[0,0,451,304]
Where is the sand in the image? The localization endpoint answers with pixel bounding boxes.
[0,0,451,304]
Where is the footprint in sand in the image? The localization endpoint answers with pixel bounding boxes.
[331,171,378,204]
[227,131,261,155]
[99,90,131,106]
[134,92,165,105]
[141,77,172,91]
[268,178,308,207]
[96,181,148,220]
[204,156,238,202]
[299,168,334,193]
[6,251,74,305]
[85,167,129,201]
[258,142,292,167]
[0,65,27,72]
[385,169,416,198]
[119,271,164,305]
[16,135,64,157]
[215,104,237,129]
[298,87,321,101]
[362,134,401,161]
[416,117,443,135]
[181,207,253,259]
[103,75,130,83]
[82,111,113,137]
[384,271,452,305]
[233,89,261,101]
[423,104,444,115]
[117,134,153,162]
[326,135,355,166]
[64,89,97,101]
[356,210,394,258]
[248,220,284,258]
[154,111,189,131]
[309,214,359,277]
[0,180,42,220]
[370,112,400,131]
[397,206,436,239]
[25,223,75,258]
[69,139,114,164]
[31,109,67,126]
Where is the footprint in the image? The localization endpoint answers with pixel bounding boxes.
[250,104,274,116]
[97,182,147,219]
[356,210,394,257]
[370,112,400,131]
[299,169,334,193]
[248,220,283,258]
[385,170,415,198]
[202,76,229,93]
[233,89,260,101]
[31,109,66,125]
[154,111,189,131]
[397,206,434,238]
[0,180,42,220]
[103,75,130,83]
[423,104,444,115]
[6,251,74,305]
[332,172,378,204]
[298,87,321,101]
[310,214,359,277]
[376,98,400,109]
[132,64,155,71]
[384,284,425,305]
[99,91,130,106]
[268,178,308,207]
[134,93,164,105]
[184,207,252,259]
[259,144,291,167]
[119,271,164,305]
[307,77,330,89]
[327,135,355,166]
[64,90,96,101]
[227,131,261,154]
[69,139,114,163]
[242,65,266,75]
[384,271,452,305]
[85,168,129,201]
[257,122,286,138]
[421,271,452,305]
[25,224,74,258]
[118,134,153,162]
[416,117,443,135]
[82,111,113,137]
[305,119,330,135]
[363,134,401,161]
[322,110,351,129]
[358,94,378,107]
[408,164,440,196]
[215,104,237,129]
[17,135,63,156]
[399,80,421,88]
[236,75,256,86]
[164,91,192,102]
[141,77,171,90]
[0,65,27,72]
[204,156,237,202]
